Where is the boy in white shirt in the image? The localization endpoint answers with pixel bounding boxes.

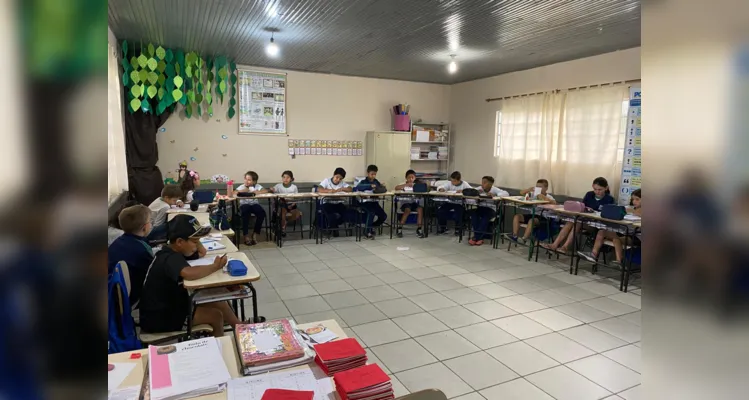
[236,171,268,246]
[147,184,182,241]
[436,171,472,235]
[270,170,300,237]
[318,167,353,237]
[469,176,509,246]
[505,178,556,244]
[394,169,424,238]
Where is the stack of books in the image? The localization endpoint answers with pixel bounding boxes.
[148,337,230,400]
[261,389,314,400]
[313,338,367,376]
[235,319,313,376]
[333,364,393,400]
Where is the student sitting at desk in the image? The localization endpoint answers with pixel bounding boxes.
[236,171,268,246]
[395,169,424,238]
[506,178,556,244]
[108,204,154,307]
[469,176,509,246]
[179,170,201,203]
[436,171,473,235]
[579,188,641,267]
[147,184,183,242]
[270,170,301,237]
[318,167,353,237]
[355,165,388,240]
[541,177,615,254]
[139,215,240,337]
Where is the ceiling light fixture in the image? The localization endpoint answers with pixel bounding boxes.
[447,55,458,74]
[266,33,279,57]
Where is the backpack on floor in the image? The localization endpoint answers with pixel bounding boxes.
[108,263,141,353]
[210,199,231,230]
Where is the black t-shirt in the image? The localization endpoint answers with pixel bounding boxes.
[139,247,190,332]
[582,191,615,211]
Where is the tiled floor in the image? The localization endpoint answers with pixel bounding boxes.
[242,233,641,400]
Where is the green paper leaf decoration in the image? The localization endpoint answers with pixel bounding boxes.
[130,70,140,83]
[138,69,148,82]
[197,105,202,116]
[157,101,166,115]
[176,49,185,65]
[172,89,183,101]
[206,92,212,104]
[165,63,175,77]
[157,73,166,86]
[187,90,195,103]
[157,60,166,72]
[121,57,130,72]
[147,72,158,84]
[228,107,236,119]
[208,105,213,115]
[186,65,192,78]
[147,85,157,98]
[207,71,214,81]
[185,103,192,118]
[195,93,203,103]
[179,92,188,105]
[218,67,228,79]
[218,92,224,104]
[122,71,129,86]
[141,100,150,113]
[230,61,237,71]
[230,74,237,84]
[164,89,173,104]
[130,56,138,70]
[173,76,183,88]
[165,49,174,62]
[219,80,226,94]
[166,79,175,91]
[130,98,141,112]
[147,43,155,57]
[230,97,236,106]
[197,82,203,93]
[137,54,148,68]
[196,68,202,80]
[156,46,166,60]
[131,84,142,98]
[147,58,157,71]
[122,40,128,58]
[175,63,181,75]
[158,87,165,100]
[231,86,236,96]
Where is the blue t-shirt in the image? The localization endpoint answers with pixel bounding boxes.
[108,233,154,306]
[582,191,615,211]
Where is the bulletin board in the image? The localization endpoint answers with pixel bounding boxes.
[618,86,642,205]
[238,69,287,134]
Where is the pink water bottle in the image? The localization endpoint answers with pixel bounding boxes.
[227,180,234,197]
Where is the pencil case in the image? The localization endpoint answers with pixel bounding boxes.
[563,201,586,212]
[227,260,248,276]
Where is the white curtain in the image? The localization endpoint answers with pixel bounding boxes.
[496,85,629,197]
[108,37,128,204]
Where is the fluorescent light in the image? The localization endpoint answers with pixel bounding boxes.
[448,60,457,74]
[266,37,279,57]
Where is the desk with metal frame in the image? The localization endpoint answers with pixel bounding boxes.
[462,195,504,246]
[273,192,318,247]
[425,191,467,241]
[314,192,362,243]
[390,191,430,239]
[499,197,550,259]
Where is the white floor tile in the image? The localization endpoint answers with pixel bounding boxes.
[430,306,484,328]
[547,272,595,285]
[497,295,548,313]
[262,265,299,277]
[441,288,490,305]
[409,292,459,311]
[389,259,425,270]
[486,341,558,376]
[415,330,481,360]
[423,276,466,291]
[293,310,347,327]
[267,273,308,288]
[302,269,339,283]
[420,256,454,267]
[276,284,318,300]
[358,285,404,302]
[286,254,319,264]
[449,273,492,287]
[526,366,611,400]
[336,304,389,326]
[618,385,641,400]
[389,375,410,397]
[491,315,552,340]
[602,344,641,373]
[450,392,484,400]
[344,274,385,289]
[391,281,436,296]
[323,257,358,269]
[370,339,437,373]
[567,355,640,393]
[574,281,621,296]
[607,293,641,309]
[395,362,473,399]
[393,312,450,337]
[476,270,522,283]
[471,283,518,299]
[619,311,641,326]
[378,253,410,262]
[431,264,470,276]
[373,298,424,318]
[292,261,330,273]
[311,279,354,295]
[364,348,390,374]
[523,289,577,307]
[406,267,445,280]
[444,351,518,390]
[464,301,517,320]
[551,285,601,301]
[355,255,388,265]
[351,319,410,347]
[479,378,554,400]
[582,298,638,316]
[498,279,545,294]
[321,290,369,309]
[333,265,371,278]
[257,301,291,319]
[591,318,641,343]
[282,296,331,315]
[525,333,595,363]
[559,325,627,352]
[363,262,399,273]
[454,321,518,349]
[553,303,615,323]
[377,270,415,284]
[523,309,583,331]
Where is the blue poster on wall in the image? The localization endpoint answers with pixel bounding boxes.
[619,87,642,205]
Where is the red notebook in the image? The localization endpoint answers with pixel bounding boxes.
[314,338,367,376]
[333,364,392,400]
[261,389,314,400]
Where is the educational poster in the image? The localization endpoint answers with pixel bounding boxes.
[238,69,287,134]
[619,87,642,205]
[288,140,362,156]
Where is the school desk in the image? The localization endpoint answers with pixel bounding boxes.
[272,192,318,248]
[462,195,504,248]
[391,191,430,238]
[313,192,367,244]
[498,196,551,259]
[107,319,347,400]
[203,235,239,254]
[183,252,263,336]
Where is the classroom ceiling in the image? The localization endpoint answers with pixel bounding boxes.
[108,0,641,84]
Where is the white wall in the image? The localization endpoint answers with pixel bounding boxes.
[156,67,450,183]
[449,47,642,183]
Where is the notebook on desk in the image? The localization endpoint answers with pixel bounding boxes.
[148,337,230,400]
[235,319,311,376]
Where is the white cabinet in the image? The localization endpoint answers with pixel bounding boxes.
[365,131,411,190]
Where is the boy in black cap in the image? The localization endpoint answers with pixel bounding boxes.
[139,214,240,337]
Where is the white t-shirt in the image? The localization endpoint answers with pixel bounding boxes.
[439,181,473,203]
[477,186,509,210]
[396,182,423,206]
[521,192,555,215]
[148,197,171,226]
[319,178,350,204]
[185,190,195,203]
[273,183,299,194]
[236,183,264,205]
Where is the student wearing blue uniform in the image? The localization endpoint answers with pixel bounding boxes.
[355,165,388,239]
[542,177,614,254]
[468,176,509,246]
[318,167,354,236]
[107,204,154,307]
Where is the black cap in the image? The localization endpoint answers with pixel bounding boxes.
[168,214,212,241]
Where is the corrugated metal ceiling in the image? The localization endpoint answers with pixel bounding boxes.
[109,0,640,84]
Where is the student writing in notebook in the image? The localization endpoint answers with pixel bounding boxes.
[236,171,268,246]
[147,184,183,242]
[579,188,641,267]
[139,214,241,337]
[436,171,472,235]
[270,170,301,237]
[505,178,556,244]
[469,176,509,246]
[318,167,353,237]
[394,169,424,238]
[107,204,154,307]
[354,165,388,240]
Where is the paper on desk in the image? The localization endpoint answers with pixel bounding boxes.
[188,257,218,267]
[623,214,642,221]
[108,362,137,391]
[108,385,141,400]
[201,240,227,251]
[228,369,334,400]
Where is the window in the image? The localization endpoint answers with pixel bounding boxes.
[494,111,501,156]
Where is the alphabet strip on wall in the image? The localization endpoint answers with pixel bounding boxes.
[287,140,363,156]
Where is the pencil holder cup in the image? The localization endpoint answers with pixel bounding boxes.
[393,115,410,131]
